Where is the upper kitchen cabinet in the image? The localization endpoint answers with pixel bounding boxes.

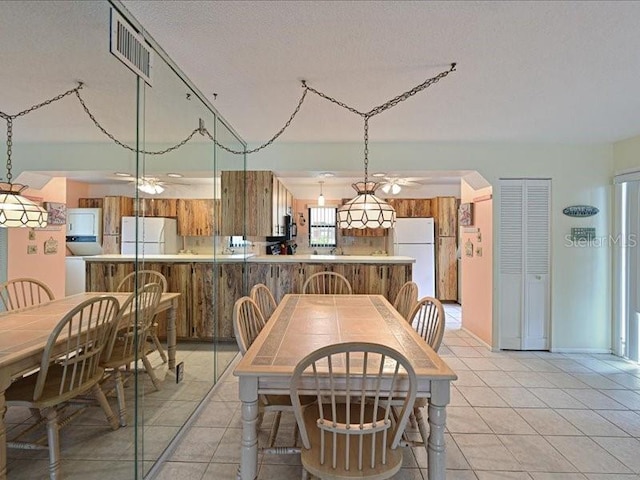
[433,196,458,237]
[177,199,219,236]
[386,198,432,218]
[221,170,293,237]
[135,198,178,218]
[102,196,134,235]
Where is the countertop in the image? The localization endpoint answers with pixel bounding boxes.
[82,254,415,264]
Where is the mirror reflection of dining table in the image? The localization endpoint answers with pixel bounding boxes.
[0,291,180,480]
[234,294,457,480]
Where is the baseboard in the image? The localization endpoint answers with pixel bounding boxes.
[550,347,612,354]
[460,327,495,351]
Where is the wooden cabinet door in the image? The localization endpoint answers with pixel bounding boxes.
[147,262,193,339]
[177,199,215,236]
[101,235,121,254]
[434,197,458,237]
[192,263,215,339]
[272,177,280,236]
[103,196,133,235]
[221,171,274,237]
[78,198,103,208]
[86,262,134,292]
[436,237,458,301]
[386,198,432,218]
[363,265,388,296]
[387,264,412,304]
[217,263,245,340]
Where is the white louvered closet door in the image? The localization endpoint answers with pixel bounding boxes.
[499,179,551,350]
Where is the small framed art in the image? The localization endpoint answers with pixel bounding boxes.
[459,203,474,226]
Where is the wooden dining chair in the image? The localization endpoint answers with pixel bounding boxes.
[401,296,446,454]
[233,296,305,455]
[0,277,54,312]
[6,295,121,480]
[302,271,352,295]
[117,270,168,364]
[392,281,418,321]
[290,342,417,480]
[101,283,163,426]
[250,283,277,321]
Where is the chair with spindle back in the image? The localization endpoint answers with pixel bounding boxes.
[101,282,163,426]
[6,295,121,480]
[233,296,307,455]
[250,283,278,321]
[290,342,417,480]
[302,271,352,295]
[0,277,54,312]
[392,281,418,321]
[117,270,168,363]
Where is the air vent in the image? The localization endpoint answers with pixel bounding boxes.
[110,9,153,85]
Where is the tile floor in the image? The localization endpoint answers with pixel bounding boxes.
[154,304,640,480]
[8,305,640,480]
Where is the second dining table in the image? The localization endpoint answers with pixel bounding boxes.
[0,291,180,480]
[234,293,457,480]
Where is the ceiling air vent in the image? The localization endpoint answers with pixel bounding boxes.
[110,9,153,85]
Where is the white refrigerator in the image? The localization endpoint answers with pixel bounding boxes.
[121,217,179,255]
[393,218,436,298]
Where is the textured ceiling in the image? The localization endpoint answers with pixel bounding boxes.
[121,0,640,144]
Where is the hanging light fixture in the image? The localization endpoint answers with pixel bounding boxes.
[317,181,325,206]
[337,118,396,229]
[381,182,402,195]
[0,118,47,228]
[136,177,165,195]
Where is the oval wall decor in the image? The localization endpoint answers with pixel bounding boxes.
[563,205,599,217]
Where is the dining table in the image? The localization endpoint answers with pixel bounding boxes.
[0,291,180,480]
[234,294,457,480]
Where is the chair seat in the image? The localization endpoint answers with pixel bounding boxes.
[301,403,403,480]
[101,339,155,369]
[6,364,105,409]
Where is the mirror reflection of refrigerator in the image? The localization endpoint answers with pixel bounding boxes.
[121,217,178,255]
[393,218,435,298]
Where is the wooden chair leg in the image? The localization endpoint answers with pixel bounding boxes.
[113,370,127,427]
[43,407,61,480]
[92,383,119,431]
[414,406,429,454]
[141,354,161,391]
[151,331,168,364]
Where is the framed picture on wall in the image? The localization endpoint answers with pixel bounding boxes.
[44,202,67,225]
[459,202,474,226]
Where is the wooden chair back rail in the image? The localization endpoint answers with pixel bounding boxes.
[0,278,54,312]
[409,296,445,352]
[302,272,353,295]
[250,283,277,321]
[35,295,120,401]
[116,270,168,293]
[233,297,266,355]
[392,281,419,321]
[291,342,416,476]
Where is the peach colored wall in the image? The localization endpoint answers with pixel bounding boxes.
[7,177,67,299]
[460,182,493,346]
[65,179,90,208]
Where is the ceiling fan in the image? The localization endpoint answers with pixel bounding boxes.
[377,176,424,195]
[115,175,180,195]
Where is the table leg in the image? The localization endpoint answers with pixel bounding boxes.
[0,371,10,480]
[427,380,450,480]
[238,376,259,480]
[167,299,177,370]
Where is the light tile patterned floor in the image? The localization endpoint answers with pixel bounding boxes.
[155,303,640,480]
[8,304,640,479]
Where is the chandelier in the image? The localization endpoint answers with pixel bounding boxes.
[0,118,48,227]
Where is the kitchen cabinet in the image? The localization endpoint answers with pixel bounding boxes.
[386,198,432,218]
[78,198,103,209]
[248,262,300,304]
[103,196,134,236]
[433,196,458,237]
[436,237,458,301]
[135,198,178,218]
[85,262,134,294]
[221,171,293,237]
[215,263,245,339]
[177,199,218,236]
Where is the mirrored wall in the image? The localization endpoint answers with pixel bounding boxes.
[0,1,245,478]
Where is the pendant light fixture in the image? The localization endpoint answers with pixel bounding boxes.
[0,118,47,227]
[337,117,396,229]
[317,181,325,206]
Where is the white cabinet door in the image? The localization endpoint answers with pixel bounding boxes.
[67,211,98,236]
[499,179,551,350]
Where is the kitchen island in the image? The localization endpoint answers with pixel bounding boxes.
[83,254,415,340]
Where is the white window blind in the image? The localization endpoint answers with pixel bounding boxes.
[309,207,337,247]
